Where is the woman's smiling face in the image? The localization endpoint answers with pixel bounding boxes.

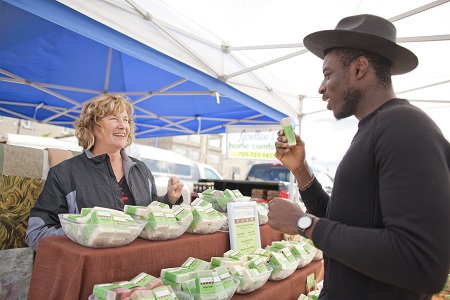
[93,111,130,153]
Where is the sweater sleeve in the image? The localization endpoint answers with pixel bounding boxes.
[299,178,330,218]
[312,105,450,294]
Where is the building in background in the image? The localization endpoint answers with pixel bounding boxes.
[0,116,76,142]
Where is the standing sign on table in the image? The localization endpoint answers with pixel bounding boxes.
[227,201,261,254]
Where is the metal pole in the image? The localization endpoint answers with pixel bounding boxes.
[289,95,304,202]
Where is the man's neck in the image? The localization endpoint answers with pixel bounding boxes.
[355,89,396,121]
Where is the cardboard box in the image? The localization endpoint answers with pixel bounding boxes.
[251,189,267,199]
[266,190,279,200]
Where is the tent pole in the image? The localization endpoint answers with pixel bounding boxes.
[289,95,304,203]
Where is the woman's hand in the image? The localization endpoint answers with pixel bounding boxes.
[167,176,184,204]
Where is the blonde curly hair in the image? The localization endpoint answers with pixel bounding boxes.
[75,94,135,150]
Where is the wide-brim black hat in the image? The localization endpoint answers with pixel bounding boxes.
[303,14,418,75]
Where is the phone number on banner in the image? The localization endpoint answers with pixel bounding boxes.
[231,152,276,159]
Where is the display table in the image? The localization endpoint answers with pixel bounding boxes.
[28,225,323,300]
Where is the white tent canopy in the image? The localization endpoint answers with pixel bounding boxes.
[59,0,450,119]
[57,0,450,172]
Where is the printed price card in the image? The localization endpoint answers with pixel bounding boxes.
[227,202,261,254]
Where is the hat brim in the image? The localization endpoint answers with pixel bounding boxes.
[303,30,418,75]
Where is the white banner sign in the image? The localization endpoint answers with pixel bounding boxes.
[226,125,279,160]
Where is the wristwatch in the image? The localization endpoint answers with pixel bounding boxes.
[297,214,313,236]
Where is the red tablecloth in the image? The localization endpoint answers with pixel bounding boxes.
[232,260,323,299]
[28,225,323,300]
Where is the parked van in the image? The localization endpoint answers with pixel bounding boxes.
[126,143,222,204]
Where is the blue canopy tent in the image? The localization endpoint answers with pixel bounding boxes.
[0,0,286,138]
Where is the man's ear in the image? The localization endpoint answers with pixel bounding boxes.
[354,56,369,78]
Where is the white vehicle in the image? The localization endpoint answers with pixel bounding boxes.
[5,135,217,205]
[6,133,81,151]
[196,162,223,181]
[126,143,222,205]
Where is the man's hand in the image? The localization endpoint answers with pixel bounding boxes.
[267,197,304,235]
[275,130,307,174]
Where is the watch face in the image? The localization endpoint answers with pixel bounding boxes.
[298,215,312,230]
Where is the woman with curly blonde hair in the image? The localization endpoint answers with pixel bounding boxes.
[26,94,184,250]
[75,93,136,150]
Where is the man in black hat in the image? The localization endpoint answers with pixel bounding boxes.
[268,14,450,299]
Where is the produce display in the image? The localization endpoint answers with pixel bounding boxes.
[124,202,193,240]
[58,207,145,248]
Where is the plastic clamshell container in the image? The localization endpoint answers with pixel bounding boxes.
[234,266,273,294]
[59,214,145,248]
[267,260,299,281]
[184,276,239,300]
[137,214,193,241]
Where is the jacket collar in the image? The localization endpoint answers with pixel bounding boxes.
[83,149,136,182]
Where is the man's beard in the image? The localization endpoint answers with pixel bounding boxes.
[335,88,364,120]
